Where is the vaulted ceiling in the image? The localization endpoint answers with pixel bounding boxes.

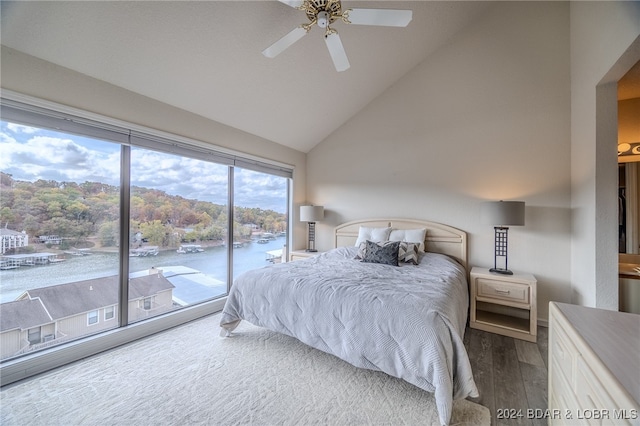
[0,1,494,153]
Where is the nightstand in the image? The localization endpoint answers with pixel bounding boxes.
[469,267,537,342]
[289,250,323,262]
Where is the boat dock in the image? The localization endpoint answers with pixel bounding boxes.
[176,244,204,254]
[130,246,159,257]
[0,253,65,270]
[265,249,283,263]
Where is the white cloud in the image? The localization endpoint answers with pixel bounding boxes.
[130,149,233,205]
[1,126,287,212]
[1,132,121,186]
[6,123,39,134]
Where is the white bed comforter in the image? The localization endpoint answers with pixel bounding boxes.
[219,246,479,425]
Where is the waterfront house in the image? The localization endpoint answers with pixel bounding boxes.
[0,229,28,254]
[36,235,62,245]
[0,269,175,360]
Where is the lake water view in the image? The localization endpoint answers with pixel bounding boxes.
[0,237,287,304]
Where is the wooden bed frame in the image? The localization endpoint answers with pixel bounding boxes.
[334,218,468,272]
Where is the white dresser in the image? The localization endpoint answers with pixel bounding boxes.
[548,302,640,425]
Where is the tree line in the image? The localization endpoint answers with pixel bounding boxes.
[0,172,286,251]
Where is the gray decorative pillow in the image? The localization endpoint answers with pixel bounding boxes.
[355,240,398,260]
[361,240,400,266]
[399,242,420,265]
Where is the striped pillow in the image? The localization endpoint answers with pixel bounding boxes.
[399,242,420,265]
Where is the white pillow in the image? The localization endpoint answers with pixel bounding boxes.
[388,228,427,252]
[354,226,392,246]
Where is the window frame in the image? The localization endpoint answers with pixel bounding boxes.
[0,92,292,386]
[87,311,99,326]
[104,306,115,321]
[27,327,41,345]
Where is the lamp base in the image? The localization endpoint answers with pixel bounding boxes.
[490,268,513,275]
[305,249,318,253]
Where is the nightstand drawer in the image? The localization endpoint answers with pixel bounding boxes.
[477,278,530,304]
[290,253,310,261]
[289,250,324,262]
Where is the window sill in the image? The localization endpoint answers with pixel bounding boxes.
[0,297,226,386]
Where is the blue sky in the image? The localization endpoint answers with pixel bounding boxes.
[0,121,288,213]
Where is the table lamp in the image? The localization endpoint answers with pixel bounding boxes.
[300,205,324,252]
[481,200,525,275]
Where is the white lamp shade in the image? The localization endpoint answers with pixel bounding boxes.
[481,201,525,226]
[300,205,324,222]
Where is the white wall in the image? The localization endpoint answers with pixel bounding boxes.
[307,2,572,323]
[569,2,640,309]
[0,46,309,251]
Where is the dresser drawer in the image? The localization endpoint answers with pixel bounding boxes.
[549,360,580,426]
[575,356,634,425]
[551,319,578,385]
[476,278,530,304]
[576,356,611,407]
[549,303,640,426]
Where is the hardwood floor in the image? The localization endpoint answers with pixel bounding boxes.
[464,325,549,426]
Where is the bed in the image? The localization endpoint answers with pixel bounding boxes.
[220,218,479,425]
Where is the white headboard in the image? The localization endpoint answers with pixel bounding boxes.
[334,218,468,272]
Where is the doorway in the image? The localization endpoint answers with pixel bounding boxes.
[617,58,640,313]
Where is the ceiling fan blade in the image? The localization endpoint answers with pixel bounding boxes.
[324,32,350,72]
[278,0,305,8]
[262,26,308,58]
[344,9,413,27]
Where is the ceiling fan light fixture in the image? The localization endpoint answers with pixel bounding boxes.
[317,11,330,28]
[264,0,413,71]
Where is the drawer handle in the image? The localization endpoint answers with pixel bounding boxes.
[495,289,511,295]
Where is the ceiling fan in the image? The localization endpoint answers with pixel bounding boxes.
[262,0,413,72]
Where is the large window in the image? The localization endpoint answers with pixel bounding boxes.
[128,147,231,323]
[0,123,121,358]
[0,99,292,363]
[232,168,289,281]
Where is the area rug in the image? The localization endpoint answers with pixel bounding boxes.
[1,314,490,426]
